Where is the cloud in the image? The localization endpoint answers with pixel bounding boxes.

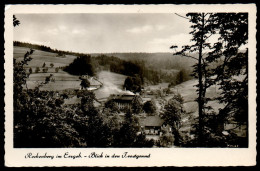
[71,28,86,35]
[45,28,59,35]
[126,25,153,33]
[58,25,67,31]
[126,24,166,34]
[150,33,193,51]
[155,25,166,31]
[72,29,80,34]
[14,14,192,53]
[45,25,68,35]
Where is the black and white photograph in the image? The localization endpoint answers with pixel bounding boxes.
[4,4,257,167]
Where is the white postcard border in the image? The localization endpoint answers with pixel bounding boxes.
[4,4,257,167]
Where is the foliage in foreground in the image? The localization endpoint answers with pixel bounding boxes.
[173,13,248,147]
[13,49,154,147]
[161,93,185,146]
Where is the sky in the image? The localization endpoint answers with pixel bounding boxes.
[14,13,194,53]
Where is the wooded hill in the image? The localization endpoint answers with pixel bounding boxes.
[14,41,194,85]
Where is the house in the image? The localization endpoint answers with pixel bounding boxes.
[109,92,142,110]
[139,115,164,135]
[138,115,171,141]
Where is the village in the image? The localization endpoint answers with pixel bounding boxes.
[59,73,247,147]
[58,74,175,144]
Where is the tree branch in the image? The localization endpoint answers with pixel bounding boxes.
[174,13,190,20]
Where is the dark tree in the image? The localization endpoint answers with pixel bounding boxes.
[64,55,95,76]
[77,90,96,115]
[173,13,223,146]
[42,68,48,73]
[13,15,20,27]
[161,93,185,145]
[86,112,113,147]
[123,77,133,91]
[104,99,120,113]
[80,79,90,90]
[131,95,143,114]
[143,100,157,114]
[158,129,175,147]
[113,109,140,147]
[123,75,142,93]
[29,48,34,54]
[206,13,248,146]
[50,63,54,68]
[176,69,184,84]
[206,13,248,123]
[173,13,248,147]
[29,67,32,74]
[55,67,59,73]
[133,133,154,147]
[35,67,40,73]
[45,76,51,83]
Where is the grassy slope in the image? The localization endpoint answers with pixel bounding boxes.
[14,46,128,94]
[14,46,81,90]
[14,46,76,68]
[166,78,225,134]
[95,71,127,99]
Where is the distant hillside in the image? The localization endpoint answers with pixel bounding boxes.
[91,52,195,85]
[14,41,195,71]
[14,42,194,85]
[14,41,86,57]
[91,52,196,71]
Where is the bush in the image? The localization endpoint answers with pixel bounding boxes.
[29,67,32,74]
[55,67,59,73]
[158,130,175,147]
[50,63,54,68]
[161,93,185,145]
[42,68,48,73]
[123,75,142,93]
[143,100,157,114]
[35,67,40,73]
[104,99,120,113]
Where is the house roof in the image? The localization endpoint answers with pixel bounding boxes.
[139,115,164,127]
[111,94,136,102]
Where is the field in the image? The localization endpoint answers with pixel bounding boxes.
[14,46,76,68]
[14,47,85,91]
[14,46,129,101]
[165,79,225,135]
[95,71,127,99]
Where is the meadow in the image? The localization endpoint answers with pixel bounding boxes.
[14,46,128,100]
